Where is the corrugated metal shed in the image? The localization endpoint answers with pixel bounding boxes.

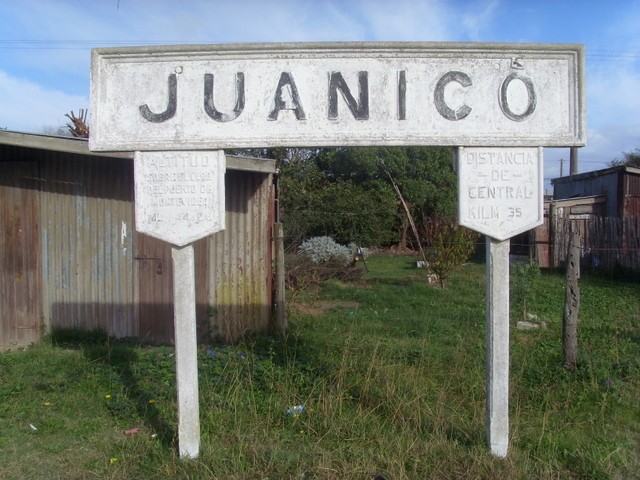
[552,165,640,218]
[0,131,276,349]
[537,165,640,271]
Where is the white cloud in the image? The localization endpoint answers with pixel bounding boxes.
[577,60,640,174]
[461,0,500,42]
[583,125,640,164]
[354,0,453,41]
[588,63,640,128]
[0,70,88,133]
[543,123,640,190]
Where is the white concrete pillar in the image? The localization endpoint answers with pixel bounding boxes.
[485,237,510,458]
[172,243,200,459]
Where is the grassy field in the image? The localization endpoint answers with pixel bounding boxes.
[1,255,638,479]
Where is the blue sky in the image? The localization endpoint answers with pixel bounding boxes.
[1,0,639,187]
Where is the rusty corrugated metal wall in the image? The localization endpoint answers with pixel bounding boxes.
[1,139,275,348]
[0,156,42,348]
[135,233,210,344]
[207,170,274,343]
[134,170,275,345]
[623,170,640,217]
[38,153,136,338]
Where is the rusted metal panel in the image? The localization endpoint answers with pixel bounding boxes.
[532,215,551,268]
[135,234,210,344]
[207,171,274,343]
[0,159,42,349]
[1,133,275,345]
[135,170,274,344]
[624,196,640,218]
[623,170,640,217]
[625,170,640,196]
[554,170,620,218]
[39,153,136,338]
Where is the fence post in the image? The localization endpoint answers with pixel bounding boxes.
[549,201,557,268]
[563,228,580,370]
[274,222,287,333]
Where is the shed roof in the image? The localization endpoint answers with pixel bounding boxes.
[0,130,276,174]
[551,164,640,186]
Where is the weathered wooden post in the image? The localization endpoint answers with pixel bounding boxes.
[563,228,581,370]
[549,201,558,268]
[274,222,287,333]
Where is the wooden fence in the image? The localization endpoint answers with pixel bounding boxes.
[549,216,640,272]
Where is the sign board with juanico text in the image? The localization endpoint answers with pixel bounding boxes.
[89,42,585,151]
[458,147,543,241]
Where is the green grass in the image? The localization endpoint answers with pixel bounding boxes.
[1,255,638,479]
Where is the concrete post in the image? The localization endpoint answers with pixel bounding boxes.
[172,243,200,459]
[570,147,579,175]
[486,237,510,458]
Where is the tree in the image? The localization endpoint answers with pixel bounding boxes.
[41,125,71,137]
[316,146,457,250]
[65,109,90,138]
[237,146,459,251]
[279,158,397,248]
[607,148,640,168]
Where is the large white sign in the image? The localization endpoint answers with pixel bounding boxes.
[134,150,225,246]
[458,147,543,241]
[89,42,585,151]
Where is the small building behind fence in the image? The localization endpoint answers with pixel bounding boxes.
[0,131,279,350]
[533,165,640,272]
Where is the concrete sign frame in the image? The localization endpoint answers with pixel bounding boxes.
[90,42,585,151]
[89,41,585,461]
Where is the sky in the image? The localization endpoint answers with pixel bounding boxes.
[1,0,639,189]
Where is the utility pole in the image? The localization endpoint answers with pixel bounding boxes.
[560,158,564,177]
[570,147,579,175]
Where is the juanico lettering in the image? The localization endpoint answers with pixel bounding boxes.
[139,70,536,124]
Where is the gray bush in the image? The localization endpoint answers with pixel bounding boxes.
[299,236,352,265]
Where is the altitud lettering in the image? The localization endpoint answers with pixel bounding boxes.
[134,150,226,246]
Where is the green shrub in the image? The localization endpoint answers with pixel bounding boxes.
[285,253,362,294]
[423,216,479,288]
